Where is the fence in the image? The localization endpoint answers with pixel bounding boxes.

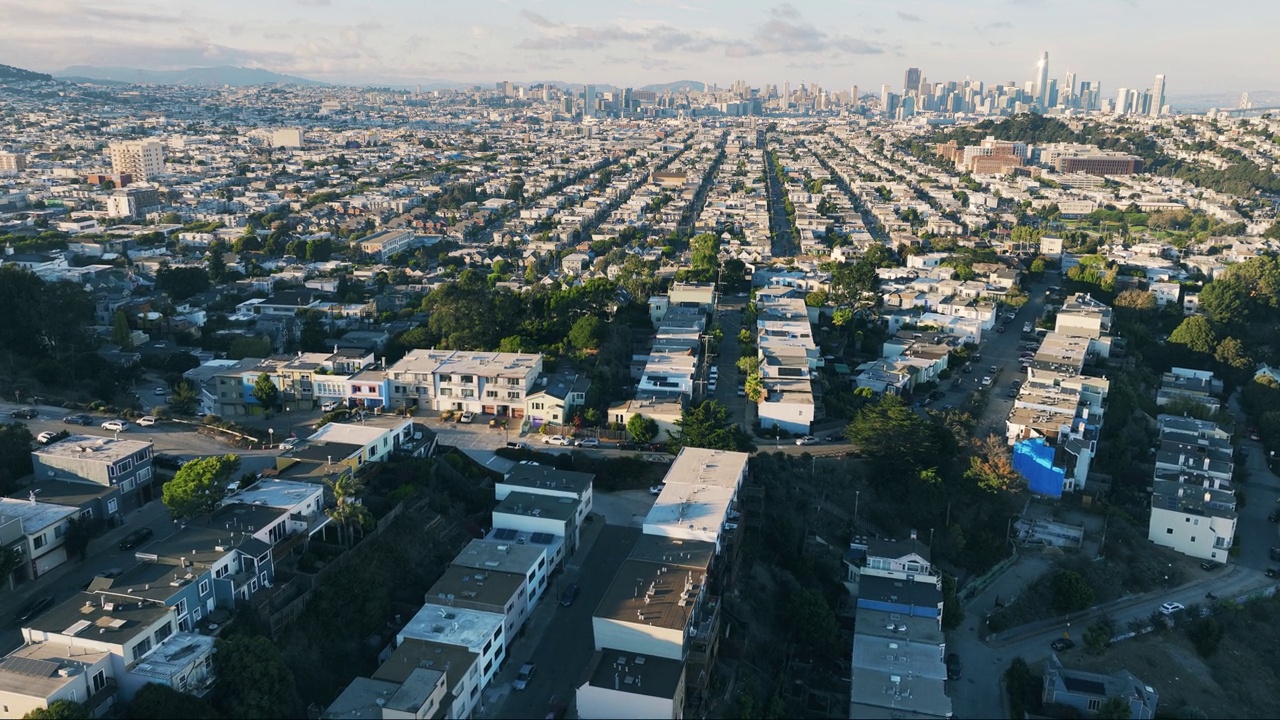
[958,550,1019,604]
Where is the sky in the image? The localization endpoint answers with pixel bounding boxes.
[1,0,1275,96]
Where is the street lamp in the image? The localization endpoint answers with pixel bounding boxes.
[854,490,861,527]
[268,427,274,449]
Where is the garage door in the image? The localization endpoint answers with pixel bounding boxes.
[33,547,68,578]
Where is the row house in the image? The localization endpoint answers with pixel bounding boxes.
[385,349,543,418]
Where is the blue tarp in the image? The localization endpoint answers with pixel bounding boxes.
[1014,437,1065,497]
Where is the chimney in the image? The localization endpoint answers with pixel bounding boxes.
[909,529,917,541]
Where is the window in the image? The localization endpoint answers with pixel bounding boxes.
[33,534,46,550]
[1166,528,1173,534]
[92,670,106,692]
[107,498,118,514]
[154,621,173,644]
[507,378,520,386]
[486,390,498,398]
[440,388,452,397]
[250,578,259,593]
[462,375,474,384]
[1190,536,1196,542]
[138,466,152,482]
[175,599,187,617]
[131,638,152,662]
[198,580,210,596]
[193,607,202,621]
[55,524,67,539]
[440,375,452,383]
[1087,698,1102,711]
[508,392,521,400]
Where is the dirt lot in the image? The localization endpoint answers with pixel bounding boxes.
[1067,624,1280,718]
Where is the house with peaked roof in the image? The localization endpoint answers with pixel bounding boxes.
[1042,653,1158,719]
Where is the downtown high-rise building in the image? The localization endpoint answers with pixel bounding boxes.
[904,67,921,95]
[108,140,164,181]
[1035,52,1050,107]
[1149,74,1167,117]
[584,84,598,118]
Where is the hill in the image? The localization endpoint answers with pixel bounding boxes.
[0,63,53,82]
[57,65,326,87]
[639,80,706,93]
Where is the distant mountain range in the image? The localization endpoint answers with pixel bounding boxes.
[57,65,327,87]
[0,63,53,82]
[639,80,706,93]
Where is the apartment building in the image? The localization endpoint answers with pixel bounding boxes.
[396,604,506,697]
[0,498,79,580]
[323,668,448,720]
[0,152,26,173]
[1156,368,1224,413]
[371,640,482,720]
[1147,415,1237,562]
[755,295,818,434]
[0,641,116,718]
[386,349,543,417]
[357,229,417,261]
[32,435,155,513]
[108,140,165,182]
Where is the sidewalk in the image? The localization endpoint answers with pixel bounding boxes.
[474,512,607,719]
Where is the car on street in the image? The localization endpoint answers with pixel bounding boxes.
[101,420,129,432]
[560,582,580,607]
[137,415,158,427]
[1205,591,1219,601]
[945,653,962,680]
[15,596,54,624]
[981,376,993,387]
[1159,601,1185,616]
[513,663,536,691]
[577,437,600,448]
[1200,561,1222,571]
[154,387,166,396]
[153,453,184,470]
[9,408,37,419]
[459,411,475,423]
[544,435,572,446]
[649,483,666,495]
[36,431,58,444]
[795,435,819,446]
[1050,637,1075,651]
[62,414,93,425]
[737,386,746,397]
[988,365,998,374]
[118,527,154,551]
[995,325,1005,333]
[321,401,339,412]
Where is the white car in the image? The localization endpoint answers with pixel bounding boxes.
[459,411,475,423]
[37,431,58,444]
[981,376,993,387]
[544,435,573,446]
[321,401,339,412]
[137,415,158,427]
[795,435,819,446]
[1159,601,1185,616]
[154,387,166,396]
[101,420,129,432]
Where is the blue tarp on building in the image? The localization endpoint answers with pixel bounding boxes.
[1014,437,1065,497]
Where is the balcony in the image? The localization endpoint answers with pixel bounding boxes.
[685,595,721,667]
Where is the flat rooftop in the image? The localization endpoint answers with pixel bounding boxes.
[130,632,213,679]
[0,498,77,533]
[501,465,594,497]
[643,481,734,545]
[308,417,411,446]
[427,565,524,609]
[493,491,581,524]
[660,447,748,489]
[34,434,152,464]
[450,538,547,576]
[582,648,685,699]
[389,349,541,378]
[25,590,170,639]
[374,637,477,697]
[627,534,716,570]
[594,556,707,632]
[324,677,403,720]
[397,603,504,652]
[0,643,110,699]
[223,477,321,511]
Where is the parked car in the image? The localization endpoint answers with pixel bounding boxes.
[945,653,962,680]
[559,582,580,607]
[544,435,572,446]
[63,414,93,425]
[459,411,475,423]
[1158,601,1185,616]
[513,663,537,691]
[9,408,37,419]
[15,596,54,624]
[737,387,746,397]
[153,453,184,470]
[578,437,600,448]
[118,527,154,551]
[154,387,166,396]
[1050,637,1075,651]
[649,484,666,495]
[988,365,998,374]
[101,420,129,432]
[321,401,339,412]
[36,431,58,444]
[995,325,1005,333]
[795,435,819,446]
[137,415,158,427]
[981,376,993,387]
[1200,561,1222,571]
[1205,591,1219,601]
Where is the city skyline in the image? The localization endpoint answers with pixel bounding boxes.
[0,0,1276,96]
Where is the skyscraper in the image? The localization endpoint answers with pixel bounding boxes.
[584,84,597,118]
[108,140,164,181]
[1149,74,1166,117]
[1035,52,1050,107]
[904,67,921,94]
[1115,87,1129,114]
[1063,71,1077,106]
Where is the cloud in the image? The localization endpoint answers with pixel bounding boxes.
[980,20,1014,30]
[725,4,881,57]
[629,0,706,11]
[295,0,331,6]
[516,10,712,53]
[897,12,922,22]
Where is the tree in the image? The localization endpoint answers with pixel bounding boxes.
[1197,276,1249,325]
[325,472,373,548]
[1030,257,1046,275]
[1167,315,1217,355]
[1213,335,1252,370]
[298,310,328,353]
[127,682,219,719]
[213,635,303,720]
[62,515,98,561]
[111,310,133,349]
[1097,696,1132,719]
[567,315,604,353]
[736,356,760,376]
[805,289,828,307]
[206,241,228,283]
[1113,289,1157,313]
[1051,570,1094,614]
[786,588,839,655]
[0,546,20,589]
[626,414,659,444]
[673,400,755,452]
[744,373,765,403]
[163,455,241,519]
[1187,616,1224,657]
[1083,616,1114,655]
[22,701,90,720]
[252,373,279,412]
[155,265,211,301]
[846,395,934,475]
[168,381,198,415]
[0,423,36,496]
[967,434,1023,492]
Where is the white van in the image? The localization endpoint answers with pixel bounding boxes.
[321,401,339,412]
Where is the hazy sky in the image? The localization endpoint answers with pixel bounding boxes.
[1,0,1275,95]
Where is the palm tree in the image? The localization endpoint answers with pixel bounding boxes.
[324,473,373,548]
